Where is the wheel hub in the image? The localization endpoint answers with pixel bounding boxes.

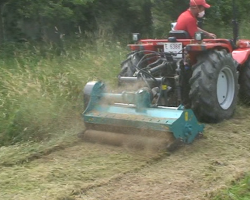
[217,66,235,110]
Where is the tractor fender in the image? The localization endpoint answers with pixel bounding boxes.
[232,49,250,65]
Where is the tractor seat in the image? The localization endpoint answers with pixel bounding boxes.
[168,30,191,39]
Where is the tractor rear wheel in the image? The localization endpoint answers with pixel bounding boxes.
[119,51,144,77]
[189,50,238,123]
[239,59,250,104]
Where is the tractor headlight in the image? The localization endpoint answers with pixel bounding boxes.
[194,32,204,41]
[132,33,140,43]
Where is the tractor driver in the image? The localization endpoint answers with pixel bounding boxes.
[174,0,216,39]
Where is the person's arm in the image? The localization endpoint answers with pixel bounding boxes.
[198,28,217,39]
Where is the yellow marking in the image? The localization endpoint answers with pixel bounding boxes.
[162,85,168,90]
[185,112,189,121]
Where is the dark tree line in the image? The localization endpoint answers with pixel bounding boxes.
[0,0,248,43]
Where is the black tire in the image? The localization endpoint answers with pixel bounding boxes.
[239,59,250,104]
[119,51,144,77]
[189,50,238,123]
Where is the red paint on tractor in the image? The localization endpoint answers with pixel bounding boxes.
[232,49,250,64]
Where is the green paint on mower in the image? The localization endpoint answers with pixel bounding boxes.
[82,81,204,144]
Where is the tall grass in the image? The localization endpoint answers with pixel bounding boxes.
[0,38,127,146]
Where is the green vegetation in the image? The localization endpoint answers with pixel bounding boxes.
[1,0,250,42]
[213,174,250,200]
[0,38,127,146]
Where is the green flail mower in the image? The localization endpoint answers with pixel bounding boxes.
[81,81,204,150]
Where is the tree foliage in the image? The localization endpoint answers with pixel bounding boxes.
[0,0,250,42]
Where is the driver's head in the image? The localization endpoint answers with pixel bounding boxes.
[190,0,210,17]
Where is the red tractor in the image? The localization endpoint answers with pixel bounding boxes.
[118,7,250,123]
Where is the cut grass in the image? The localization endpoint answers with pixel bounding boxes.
[0,124,82,167]
[0,105,249,200]
[0,139,161,200]
[74,106,250,200]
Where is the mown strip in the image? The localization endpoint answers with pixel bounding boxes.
[0,127,81,167]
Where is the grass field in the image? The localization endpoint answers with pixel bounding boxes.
[0,106,249,200]
[0,38,250,199]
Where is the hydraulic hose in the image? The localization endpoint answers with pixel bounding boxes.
[148,61,168,74]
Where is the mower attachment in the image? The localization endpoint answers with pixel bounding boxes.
[82,81,204,147]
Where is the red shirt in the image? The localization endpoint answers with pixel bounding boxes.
[174,9,197,38]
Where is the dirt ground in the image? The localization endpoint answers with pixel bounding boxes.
[76,122,250,200]
[0,106,250,200]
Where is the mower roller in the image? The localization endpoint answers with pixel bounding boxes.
[82,81,204,150]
